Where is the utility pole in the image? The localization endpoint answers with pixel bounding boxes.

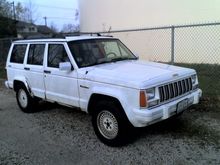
[43,16,47,26]
[11,1,16,20]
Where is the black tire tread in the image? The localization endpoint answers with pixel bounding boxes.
[92,100,132,147]
[16,85,38,113]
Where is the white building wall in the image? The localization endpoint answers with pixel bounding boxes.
[79,0,220,64]
[79,0,220,32]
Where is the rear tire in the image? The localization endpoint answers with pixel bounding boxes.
[92,100,131,147]
[16,85,38,113]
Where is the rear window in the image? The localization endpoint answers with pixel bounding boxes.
[10,44,27,64]
[27,44,45,65]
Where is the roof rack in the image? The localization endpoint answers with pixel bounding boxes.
[15,32,113,40]
[72,32,113,37]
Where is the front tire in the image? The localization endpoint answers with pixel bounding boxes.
[92,100,131,147]
[16,86,38,113]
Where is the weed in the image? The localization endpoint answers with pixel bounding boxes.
[0,63,6,79]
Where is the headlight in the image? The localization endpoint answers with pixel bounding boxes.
[140,88,158,108]
[191,74,197,84]
[146,88,155,100]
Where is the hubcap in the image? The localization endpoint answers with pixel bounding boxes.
[18,89,28,108]
[97,111,118,140]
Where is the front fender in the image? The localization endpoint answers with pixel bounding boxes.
[90,86,127,107]
[86,85,138,120]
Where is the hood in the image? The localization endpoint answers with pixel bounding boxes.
[78,60,196,89]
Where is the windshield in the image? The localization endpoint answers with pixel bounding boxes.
[68,39,137,68]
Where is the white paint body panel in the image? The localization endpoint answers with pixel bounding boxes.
[5,36,202,127]
[44,67,79,107]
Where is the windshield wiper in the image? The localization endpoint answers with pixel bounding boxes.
[85,57,137,67]
[110,57,137,62]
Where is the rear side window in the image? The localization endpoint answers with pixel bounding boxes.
[10,44,27,64]
[48,44,70,68]
[27,44,45,65]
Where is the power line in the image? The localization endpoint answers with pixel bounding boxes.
[11,0,76,11]
[33,4,75,11]
[46,17,76,20]
[41,16,78,25]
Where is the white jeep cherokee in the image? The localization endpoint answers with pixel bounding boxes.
[5,36,202,146]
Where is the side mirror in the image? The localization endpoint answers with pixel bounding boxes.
[59,62,72,72]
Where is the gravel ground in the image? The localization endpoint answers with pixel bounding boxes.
[0,79,220,165]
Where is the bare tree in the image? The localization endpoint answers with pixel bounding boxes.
[74,9,79,22]
[15,2,25,20]
[61,23,79,33]
[50,22,58,33]
[0,0,17,37]
[61,9,80,33]
[0,0,38,23]
[15,0,38,23]
[0,0,13,18]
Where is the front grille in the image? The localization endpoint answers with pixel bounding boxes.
[158,77,192,103]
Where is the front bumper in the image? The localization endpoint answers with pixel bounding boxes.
[128,89,202,127]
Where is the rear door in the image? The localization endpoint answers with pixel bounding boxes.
[6,44,28,88]
[24,43,46,98]
[44,43,79,107]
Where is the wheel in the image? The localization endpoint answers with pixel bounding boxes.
[92,100,131,147]
[16,85,38,113]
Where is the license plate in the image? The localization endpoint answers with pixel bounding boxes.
[177,99,188,113]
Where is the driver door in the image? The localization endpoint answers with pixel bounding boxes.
[44,43,79,107]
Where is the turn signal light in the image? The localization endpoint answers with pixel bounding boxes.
[140,91,147,108]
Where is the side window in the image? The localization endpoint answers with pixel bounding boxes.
[48,44,70,68]
[10,44,27,64]
[27,44,45,65]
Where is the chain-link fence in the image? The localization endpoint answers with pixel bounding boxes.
[0,23,219,98]
[97,22,220,98]
[0,38,13,65]
[98,23,220,64]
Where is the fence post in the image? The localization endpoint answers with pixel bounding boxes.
[171,26,175,65]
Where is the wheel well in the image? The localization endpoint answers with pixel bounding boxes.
[88,94,132,127]
[88,94,123,115]
[13,80,25,92]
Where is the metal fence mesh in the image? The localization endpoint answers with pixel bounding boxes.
[0,23,219,98]
[174,25,220,64]
[102,23,220,98]
[105,23,220,65]
[0,38,12,64]
[110,29,171,63]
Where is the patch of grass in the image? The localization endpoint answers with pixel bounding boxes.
[146,117,220,146]
[176,63,220,96]
[175,63,220,112]
[136,112,220,146]
[0,63,6,79]
[178,119,220,146]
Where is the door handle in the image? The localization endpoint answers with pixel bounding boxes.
[44,70,51,74]
[24,67,30,70]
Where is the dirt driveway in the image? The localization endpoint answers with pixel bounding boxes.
[0,79,220,165]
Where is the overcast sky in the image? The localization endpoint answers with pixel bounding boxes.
[10,0,79,30]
